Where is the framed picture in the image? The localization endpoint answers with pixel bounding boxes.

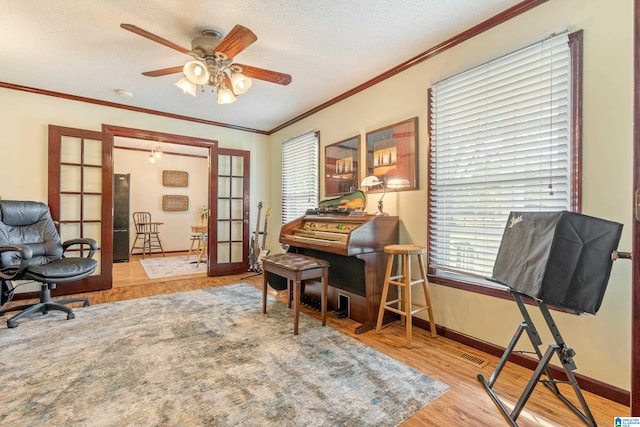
[324,135,360,196]
[366,117,418,191]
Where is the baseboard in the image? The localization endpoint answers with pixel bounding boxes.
[412,317,630,406]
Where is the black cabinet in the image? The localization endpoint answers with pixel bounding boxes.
[113,173,130,263]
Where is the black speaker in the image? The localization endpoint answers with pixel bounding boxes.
[492,211,623,314]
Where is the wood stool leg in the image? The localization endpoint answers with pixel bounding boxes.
[418,254,437,337]
[196,239,206,267]
[186,237,197,261]
[398,255,406,326]
[321,268,328,326]
[262,269,268,314]
[293,279,301,335]
[404,254,413,348]
[376,253,395,333]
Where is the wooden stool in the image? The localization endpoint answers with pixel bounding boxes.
[195,235,207,267]
[375,244,437,348]
[262,253,330,335]
[186,226,207,262]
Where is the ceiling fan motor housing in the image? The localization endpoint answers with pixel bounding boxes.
[191,30,224,57]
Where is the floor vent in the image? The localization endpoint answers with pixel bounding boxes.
[438,344,489,368]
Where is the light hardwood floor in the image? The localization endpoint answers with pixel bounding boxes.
[6,253,630,425]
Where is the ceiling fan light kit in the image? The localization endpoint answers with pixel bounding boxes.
[230,71,252,94]
[121,23,292,106]
[217,86,237,104]
[183,60,210,85]
[174,76,196,97]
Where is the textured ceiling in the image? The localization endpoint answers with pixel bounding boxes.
[0,0,523,132]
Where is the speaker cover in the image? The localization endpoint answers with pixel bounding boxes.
[492,211,623,314]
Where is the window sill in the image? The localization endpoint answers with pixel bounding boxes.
[427,270,512,301]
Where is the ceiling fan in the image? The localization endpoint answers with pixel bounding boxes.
[121,23,292,104]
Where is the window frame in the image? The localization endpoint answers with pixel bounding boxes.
[281,131,320,224]
[426,31,583,299]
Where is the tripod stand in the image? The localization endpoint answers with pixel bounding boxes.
[477,291,596,426]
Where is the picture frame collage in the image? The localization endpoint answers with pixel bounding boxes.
[324,117,418,196]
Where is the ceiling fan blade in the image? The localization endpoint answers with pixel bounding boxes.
[215,25,257,60]
[233,64,292,86]
[142,66,184,77]
[121,23,191,55]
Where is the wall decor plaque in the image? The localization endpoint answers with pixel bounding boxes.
[162,195,189,212]
[162,170,188,187]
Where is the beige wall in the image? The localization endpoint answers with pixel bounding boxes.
[0,87,271,231]
[268,0,633,390]
[113,147,209,252]
[0,0,633,391]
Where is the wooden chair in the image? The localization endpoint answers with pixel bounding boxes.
[130,212,165,259]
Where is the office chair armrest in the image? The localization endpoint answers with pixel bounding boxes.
[62,238,98,259]
[0,244,33,280]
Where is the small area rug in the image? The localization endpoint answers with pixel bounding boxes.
[139,254,206,279]
[0,284,449,426]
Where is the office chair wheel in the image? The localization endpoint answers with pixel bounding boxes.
[83,301,90,307]
[67,312,75,320]
[7,319,18,328]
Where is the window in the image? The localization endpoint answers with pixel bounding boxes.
[428,32,582,288]
[281,131,319,224]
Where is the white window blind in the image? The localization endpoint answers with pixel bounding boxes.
[429,32,575,280]
[282,131,319,224]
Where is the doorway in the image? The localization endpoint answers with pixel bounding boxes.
[103,125,251,280]
[48,124,252,294]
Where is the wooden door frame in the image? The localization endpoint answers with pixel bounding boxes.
[633,0,640,415]
[102,124,218,278]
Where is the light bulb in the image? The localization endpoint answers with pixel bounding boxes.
[174,77,196,96]
[183,61,210,85]
[231,72,252,95]
[217,87,237,104]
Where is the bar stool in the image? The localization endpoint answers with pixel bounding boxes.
[195,234,208,268]
[375,244,437,348]
[186,226,207,262]
[262,253,329,335]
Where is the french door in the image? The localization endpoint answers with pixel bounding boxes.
[48,125,112,294]
[209,148,250,275]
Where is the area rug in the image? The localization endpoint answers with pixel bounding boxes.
[0,284,449,426]
[139,254,207,279]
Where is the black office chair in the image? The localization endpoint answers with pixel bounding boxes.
[0,200,98,328]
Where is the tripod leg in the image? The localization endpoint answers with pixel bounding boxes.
[537,301,597,426]
[512,345,556,420]
[481,322,527,388]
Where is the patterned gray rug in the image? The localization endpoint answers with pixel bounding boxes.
[0,284,448,426]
